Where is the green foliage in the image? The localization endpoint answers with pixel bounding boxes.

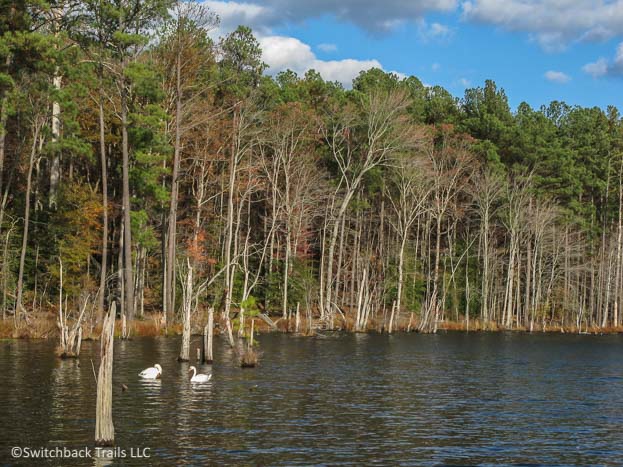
[288,258,318,307]
[49,184,102,296]
[424,85,459,124]
[218,25,266,98]
[240,295,260,318]
[131,209,158,251]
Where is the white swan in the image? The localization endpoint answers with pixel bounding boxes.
[138,363,162,379]
[189,366,212,383]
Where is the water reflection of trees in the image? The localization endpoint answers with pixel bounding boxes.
[49,342,96,446]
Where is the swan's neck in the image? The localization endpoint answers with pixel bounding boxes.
[191,367,196,377]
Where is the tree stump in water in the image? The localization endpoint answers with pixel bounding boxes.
[178,260,193,362]
[240,319,258,368]
[203,307,214,364]
[95,302,115,446]
[56,295,88,358]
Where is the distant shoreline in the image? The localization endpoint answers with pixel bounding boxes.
[2,312,621,340]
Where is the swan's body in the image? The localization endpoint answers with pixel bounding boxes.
[139,363,162,379]
[189,366,212,383]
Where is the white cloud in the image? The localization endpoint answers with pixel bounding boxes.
[458,77,471,87]
[315,58,384,85]
[583,58,609,77]
[205,0,457,34]
[432,62,441,72]
[260,36,316,71]
[461,0,623,51]
[544,70,571,83]
[205,2,404,87]
[418,21,454,42]
[583,42,623,78]
[205,0,273,34]
[259,35,384,86]
[206,0,623,57]
[317,43,338,53]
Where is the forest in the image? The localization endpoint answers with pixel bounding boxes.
[2,0,623,344]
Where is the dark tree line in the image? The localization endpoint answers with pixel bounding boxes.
[1,0,622,339]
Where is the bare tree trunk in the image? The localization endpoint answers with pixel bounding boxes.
[295,302,300,333]
[2,222,14,319]
[396,235,407,317]
[465,248,470,331]
[203,306,213,363]
[223,110,237,345]
[504,237,516,328]
[0,54,10,200]
[388,300,396,334]
[97,94,108,322]
[95,302,115,446]
[355,265,367,331]
[121,86,135,322]
[179,260,193,362]
[117,223,124,317]
[281,226,290,318]
[481,209,490,323]
[16,121,41,315]
[319,206,329,319]
[49,7,62,209]
[324,192,354,322]
[164,55,183,324]
[429,216,443,332]
[614,160,623,327]
[525,235,532,329]
[334,213,346,309]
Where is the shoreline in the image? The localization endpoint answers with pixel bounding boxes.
[1,311,622,340]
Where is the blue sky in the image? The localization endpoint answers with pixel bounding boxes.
[205,0,623,111]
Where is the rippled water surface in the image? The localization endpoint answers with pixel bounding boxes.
[1,332,623,465]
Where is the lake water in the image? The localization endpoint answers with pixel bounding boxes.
[1,332,623,466]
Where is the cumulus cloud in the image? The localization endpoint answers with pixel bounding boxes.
[461,0,623,51]
[206,0,457,34]
[206,0,623,56]
[205,2,406,87]
[204,1,274,34]
[544,70,571,83]
[259,35,384,86]
[583,42,623,77]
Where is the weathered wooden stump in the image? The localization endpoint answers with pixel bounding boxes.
[203,307,214,364]
[95,302,115,446]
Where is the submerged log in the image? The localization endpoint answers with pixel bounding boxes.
[95,302,115,446]
[258,312,277,330]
